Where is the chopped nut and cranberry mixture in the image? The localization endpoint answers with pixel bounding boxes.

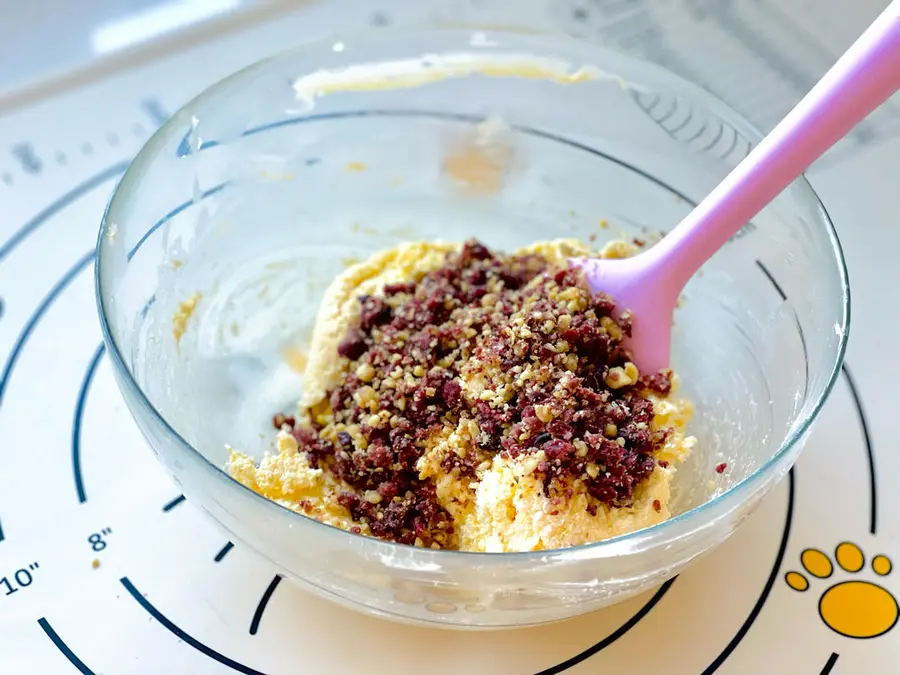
[264,239,682,549]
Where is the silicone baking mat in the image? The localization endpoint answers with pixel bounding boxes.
[0,1,896,672]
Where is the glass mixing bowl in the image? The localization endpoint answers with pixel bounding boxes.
[95,29,849,628]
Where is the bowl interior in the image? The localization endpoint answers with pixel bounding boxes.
[98,31,848,537]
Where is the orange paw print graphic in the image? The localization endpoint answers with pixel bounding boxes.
[785,542,898,639]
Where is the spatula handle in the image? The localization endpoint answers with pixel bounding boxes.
[649,1,900,288]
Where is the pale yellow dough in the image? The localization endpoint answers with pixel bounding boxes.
[228,238,697,552]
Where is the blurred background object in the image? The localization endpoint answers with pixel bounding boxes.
[1,0,895,165]
[0,0,288,99]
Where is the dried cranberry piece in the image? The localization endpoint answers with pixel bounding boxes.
[459,240,493,266]
[543,439,574,462]
[441,380,463,409]
[547,419,573,441]
[272,413,295,430]
[358,295,392,331]
[552,267,581,287]
[366,441,394,470]
[592,293,617,316]
[337,330,367,360]
[384,281,416,295]
[388,432,419,472]
[640,370,673,395]
[377,480,400,501]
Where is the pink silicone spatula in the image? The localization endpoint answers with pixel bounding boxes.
[573,1,900,375]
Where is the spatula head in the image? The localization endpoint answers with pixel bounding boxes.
[570,255,679,376]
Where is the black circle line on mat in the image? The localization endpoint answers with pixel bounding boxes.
[699,469,795,674]
[0,164,126,412]
[0,181,223,508]
[250,575,283,635]
[0,250,94,409]
[755,260,871,534]
[121,576,267,675]
[542,470,794,675]
[534,578,677,675]
[38,617,97,675]
[72,343,106,503]
[0,162,128,265]
[841,365,876,534]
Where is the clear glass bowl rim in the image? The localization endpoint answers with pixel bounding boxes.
[95,27,851,560]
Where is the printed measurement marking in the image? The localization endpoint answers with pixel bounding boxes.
[11,142,43,175]
[162,494,186,512]
[819,652,839,675]
[249,575,282,635]
[87,528,112,552]
[214,542,234,562]
[731,221,757,241]
[1,562,40,595]
[571,6,589,22]
[141,97,170,125]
